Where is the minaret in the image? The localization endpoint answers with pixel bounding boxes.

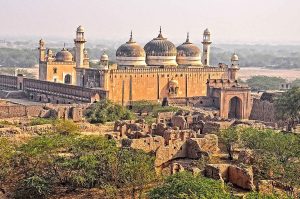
[100,52,109,69]
[38,39,46,62]
[230,53,240,80]
[202,28,212,66]
[74,25,86,68]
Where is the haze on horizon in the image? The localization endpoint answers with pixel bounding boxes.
[0,0,299,44]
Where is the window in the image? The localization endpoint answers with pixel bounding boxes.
[53,67,57,74]
[64,74,72,84]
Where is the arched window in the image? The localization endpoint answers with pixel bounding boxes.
[64,74,72,84]
[53,67,57,74]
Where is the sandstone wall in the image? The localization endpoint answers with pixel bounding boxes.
[205,164,255,190]
[105,67,226,105]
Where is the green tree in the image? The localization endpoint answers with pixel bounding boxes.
[239,127,300,186]
[116,148,156,197]
[148,172,232,199]
[85,100,135,123]
[291,79,300,88]
[246,76,286,91]
[220,127,240,160]
[274,87,300,131]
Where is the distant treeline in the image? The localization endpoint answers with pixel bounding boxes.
[1,44,300,68]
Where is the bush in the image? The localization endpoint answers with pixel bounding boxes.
[53,119,79,135]
[11,134,157,195]
[29,118,54,126]
[14,175,51,199]
[148,172,231,199]
[245,192,292,199]
[85,100,135,124]
[0,138,15,181]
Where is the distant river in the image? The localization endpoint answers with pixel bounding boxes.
[239,67,300,81]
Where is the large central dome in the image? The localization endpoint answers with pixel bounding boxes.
[144,27,177,67]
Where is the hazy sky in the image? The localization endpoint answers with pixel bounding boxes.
[0,0,299,44]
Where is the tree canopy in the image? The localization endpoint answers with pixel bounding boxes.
[85,100,135,123]
[246,76,286,91]
[274,87,300,131]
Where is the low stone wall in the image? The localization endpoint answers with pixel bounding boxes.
[0,105,43,118]
[205,164,255,190]
[0,103,84,121]
[128,134,220,167]
[258,180,299,198]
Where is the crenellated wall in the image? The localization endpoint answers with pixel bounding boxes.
[0,75,108,104]
[103,67,227,105]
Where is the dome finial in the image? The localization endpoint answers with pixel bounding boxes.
[127,30,135,43]
[129,30,133,41]
[158,26,163,38]
[62,43,66,50]
[186,32,190,43]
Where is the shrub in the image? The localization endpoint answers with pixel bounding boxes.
[14,175,51,199]
[148,172,231,199]
[0,138,15,181]
[245,192,292,199]
[53,119,79,135]
[85,100,135,124]
[29,118,54,126]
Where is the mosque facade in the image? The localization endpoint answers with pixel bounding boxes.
[37,26,251,119]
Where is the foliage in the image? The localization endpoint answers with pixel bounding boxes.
[0,48,38,67]
[148,172,232,199]
[0,138,16,181]
[220,127,240,160]
[246,76,286,91]
[115,149,156,188]
[85,100,135,124]
[274,87,300,131]
[6,134,156,197]
[14,175,51,199]
[29,118,54,126]
[53,119,79,135]
[291,79,300,88]
[245,192,292,199]
[223,127,300,186]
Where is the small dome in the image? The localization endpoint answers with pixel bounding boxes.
[169,78,178,85]
[231,53,239,61]
[177,33,201,57]
[39,39,45,45]
[101,52,109,61]
[77,25,84,33]
[47,49,53,55]
[204,28,211,35]
[116,32,145,57]
[55,48,73,62]
[144,27,177,57]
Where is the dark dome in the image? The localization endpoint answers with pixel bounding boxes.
[55,48,73,62]
[177,34,201,57]
[144,28,177,56]
[116,33,145,57]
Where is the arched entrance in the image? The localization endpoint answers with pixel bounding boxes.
[228,96,242,119]
[64,74,72,84]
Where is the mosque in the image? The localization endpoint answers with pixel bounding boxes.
[37,26,252,119]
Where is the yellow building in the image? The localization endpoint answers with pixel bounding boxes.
[38,26,89,85]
